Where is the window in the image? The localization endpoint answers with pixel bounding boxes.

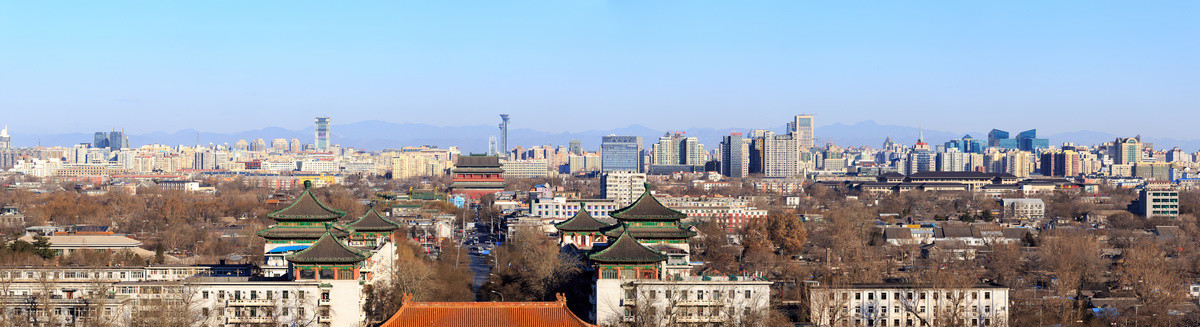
[649,290,656,299]
[298,307,305,316]
[745,290,752,299]
[856,292,862,300]
[697,291,704,300]
[601,269,617,279]
[881,292,887,300]
[868,293,874,300]
[919,293,926,300]
[202,308,210,317]
[319,269,336,280]
[625,289,635,300]
[283,291,289,299]
[202,291,209,299]
[983,291,991,299]
[219,290,225,299]
[267,291,273,300]
[298,290,306,299]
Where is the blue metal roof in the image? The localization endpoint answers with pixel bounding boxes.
[266,245,310,253]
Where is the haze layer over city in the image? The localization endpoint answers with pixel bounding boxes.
[1,2,1199,327]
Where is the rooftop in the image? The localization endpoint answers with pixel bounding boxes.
[380,294,594,327]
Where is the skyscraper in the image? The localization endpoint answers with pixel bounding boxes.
[498,114,510,154]
[94,132,109,149]
[289,139,302,153]
[314,116,331,152]
[107,130,129,150]
[763,134,801,177]
[787,114,816,149]
[1113,137,1142,165]
[0,126,10,149]
[600,135,643,173]
[719,133,748,178]
[651,132,705,166]
[569,140,582,155]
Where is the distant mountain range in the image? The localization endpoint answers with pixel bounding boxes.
[10,120,1200,153]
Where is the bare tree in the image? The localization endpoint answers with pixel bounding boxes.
[1118,240,1187,326]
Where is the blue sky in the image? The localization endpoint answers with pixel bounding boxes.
[1,1,1197,137]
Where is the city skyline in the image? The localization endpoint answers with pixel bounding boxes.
[2,2,1198,137]
[3,117,1199,153]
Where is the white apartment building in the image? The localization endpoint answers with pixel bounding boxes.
[808,284,1010,327]
[601,171,647,207]
[501,159,550,179]
[529,197,619,221]
[764,135,802,178]
[599,276,773,326]
[299,159,338,173]
[1000,198,1045,220]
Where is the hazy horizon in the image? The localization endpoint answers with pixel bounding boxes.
[3,2,1198,137]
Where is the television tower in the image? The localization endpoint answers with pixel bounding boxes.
[498,114,510,155]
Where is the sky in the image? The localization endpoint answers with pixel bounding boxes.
[1,1,1198,138]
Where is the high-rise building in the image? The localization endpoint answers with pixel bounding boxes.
[271,138,288,152]
[763,134,801,177]
[289,138,302,153]
[719,133,748,178]
[1040,149,1081,177]
[1015,129,1049,151]
[650,132,705,166]
[906,150,935,174]
[498,114,510,154]
[944,135,982,154]
[988,129,1047,151]
[0,126,10,149]
[107,130,129,150]
[787,114,816,149]
[314,116,331,152]
[94,132,110,149]
[600,171,646,207]
[250,139,267,152]
[600,135,643,173]
[568,140,582,155]
[193,151,217,170]
[1113,137,1142,165]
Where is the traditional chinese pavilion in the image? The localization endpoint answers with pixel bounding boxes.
[286,231,370,280]
[345,204,402,247]
[553,205,612,249]
[257,180,350,248]
[599,186,696,246]
[588,231,667,280]
[449,155,505,200]
[380,293,595,327]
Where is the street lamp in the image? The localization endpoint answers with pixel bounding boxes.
[489,290,504,301]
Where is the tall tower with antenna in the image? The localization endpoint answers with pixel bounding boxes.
[498,114,510,155]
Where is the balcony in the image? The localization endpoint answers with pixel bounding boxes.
[318,315,332,323]
[677,299,721,306]
[227,316,274,324]
[319,298,331,305]
[227,299,275,306]
[678,316,725,323]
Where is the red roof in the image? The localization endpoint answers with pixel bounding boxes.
[380,294,595,327]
